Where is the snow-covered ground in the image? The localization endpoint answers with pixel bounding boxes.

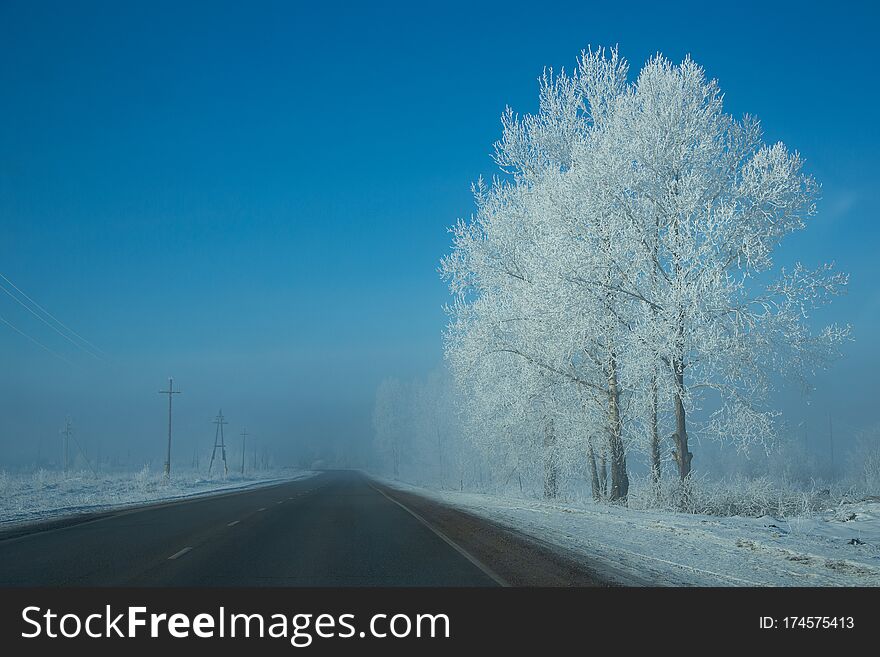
[0,467,317,528]
[381,479,880,586]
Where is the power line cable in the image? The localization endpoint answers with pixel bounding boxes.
[0,313,73,365]
[0,272,106,360]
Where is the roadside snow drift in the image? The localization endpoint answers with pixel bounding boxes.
[0,468,317,528]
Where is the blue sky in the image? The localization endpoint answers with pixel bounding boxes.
[1,0,878,466]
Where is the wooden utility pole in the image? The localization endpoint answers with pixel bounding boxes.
[240,428,249,475]
[159,377,181,479]
[61,418,72,472]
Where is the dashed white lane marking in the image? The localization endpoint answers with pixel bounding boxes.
[227,520,240,527]
[276,501,284,505]
[168,547,193,560]
[257,507,266,512]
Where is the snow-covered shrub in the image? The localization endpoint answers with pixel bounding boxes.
[134,464,153,491]
[627,473,849,518]
[32,468,51,488]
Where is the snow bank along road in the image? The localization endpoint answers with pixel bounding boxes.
[0,470,610,586]
[381,480,880,587]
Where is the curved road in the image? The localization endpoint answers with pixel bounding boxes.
[0,471,499,586]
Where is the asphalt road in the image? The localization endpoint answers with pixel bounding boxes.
[0,471,499,586]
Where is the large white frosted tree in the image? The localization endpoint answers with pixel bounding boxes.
[437,46,849,501]
[594,55,850,479]
[443,50,644,500]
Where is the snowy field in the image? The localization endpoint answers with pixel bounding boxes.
[0,467,317,528]
[381,479,880,586]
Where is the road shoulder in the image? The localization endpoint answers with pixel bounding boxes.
[368,477,619,587]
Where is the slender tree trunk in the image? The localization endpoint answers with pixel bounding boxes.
[671,360,692,479]
[543,419,559,499]
[649,374,662,494]
[607,356,629,502]
[670,212,692,480]
[598,448,607,497]
[588,441,601,501]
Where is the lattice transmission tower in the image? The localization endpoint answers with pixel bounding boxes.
[208,410,229,476]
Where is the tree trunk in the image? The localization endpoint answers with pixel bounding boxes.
[543,419,559,499]
[598,448,607,497]
[607,356,629,502]
[649,374,662,494]
[671,361,692,479]
[670,209,692,481]
[588,442,600,501]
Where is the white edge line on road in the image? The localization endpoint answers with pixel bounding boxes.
[167,547,193,560]
[276,501,284,504]
[227,520,240,527]
[368,483,509,587]
[257,507,266,512]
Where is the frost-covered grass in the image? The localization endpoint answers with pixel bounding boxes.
[0,466,316,527]
[407,468,876,519]
[379,475,880,586]
[625,473,874,518]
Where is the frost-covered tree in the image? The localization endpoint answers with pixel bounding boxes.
[595,55,850,478]
[441,71,581,499]
[443,49,640,501]
[372,378,409,477]
[370,367,487,488]
[849,425,880,491]
[440,46,849,504]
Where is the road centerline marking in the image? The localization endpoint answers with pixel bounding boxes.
[167,547,193,560]
[227,520,240,527]
[257,507,266,512]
